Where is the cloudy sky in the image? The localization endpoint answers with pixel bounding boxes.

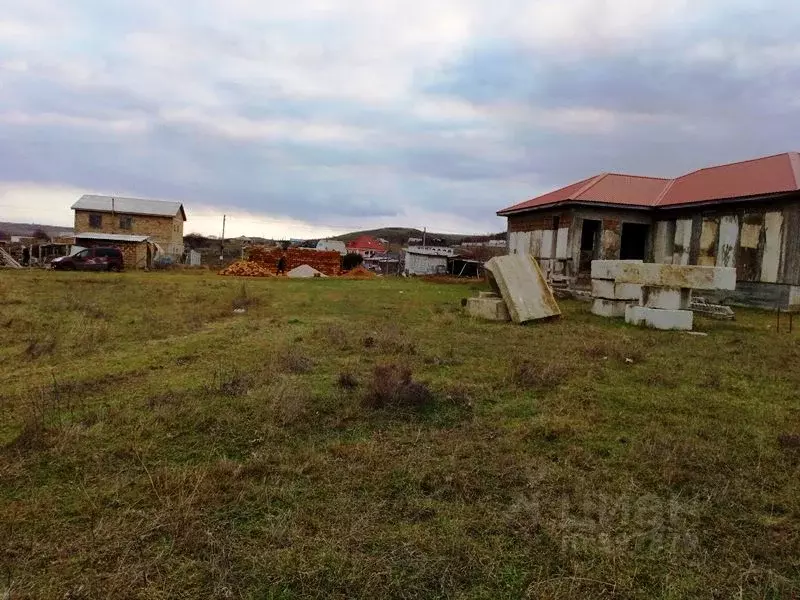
[1,0,798,238]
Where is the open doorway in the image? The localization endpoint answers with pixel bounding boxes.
[620,223,650,260]
[579,219,601,273]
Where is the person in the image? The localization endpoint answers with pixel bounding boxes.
[277,255,287,275]
[22,246,30,266]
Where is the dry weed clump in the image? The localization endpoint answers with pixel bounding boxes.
[280,348,315,374]
[513,358,570,391]
[337,372,359,389]
[363,364,434,409]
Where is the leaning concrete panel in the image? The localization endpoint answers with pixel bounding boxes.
[485,255,561,324]
[625,305,694,331]
[608,263,736,290]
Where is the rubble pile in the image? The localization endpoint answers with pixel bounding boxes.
[340,265,377,279]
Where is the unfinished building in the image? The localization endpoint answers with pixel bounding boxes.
[497,152,800,307]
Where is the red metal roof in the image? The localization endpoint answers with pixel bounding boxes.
[498,152,800,215]
[346,235,386,252]
[655,152,800,206]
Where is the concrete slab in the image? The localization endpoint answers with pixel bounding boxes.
[591,260,643,280]
[625,305,694,331]
[478,291,500,299]
[591,298,632,318]
[591,280,642,301]
[485,255,561,324]
[466,297,511,321]
[642,286,692,310]
[596,262,736,290]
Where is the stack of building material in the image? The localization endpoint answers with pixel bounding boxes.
[590,260,643,317]
[247,246,342,276]
[287,264,326,278]
[591,260,736,330]
[219,261,273,277]
[469,255,560,324]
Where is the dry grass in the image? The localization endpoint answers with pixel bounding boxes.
[0,270,799,599]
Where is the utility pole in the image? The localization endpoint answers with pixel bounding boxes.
[220,215,226,264]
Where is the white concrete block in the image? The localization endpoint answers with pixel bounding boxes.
[642,286,691,310]
[555,227,570,259]
[592,298,633,318]
[540,230,554,259]
[625,305,694,331]
[673,219,692,265]
[606,262,736,290]
[590,259,643,280]
[591,279,642,301]
[530,230,543,256]
[478,291,499,299]
[790,286,800,309]
[653,221,675,264]
[466,297,510,321]
[717,215,738,268]
[761,211,783,283]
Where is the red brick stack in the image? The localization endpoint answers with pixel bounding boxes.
[246,246,342,276]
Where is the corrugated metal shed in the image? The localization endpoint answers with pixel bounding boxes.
[74,232,150,243]
[72,195,186,220]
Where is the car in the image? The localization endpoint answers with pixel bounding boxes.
[51,247,124,272]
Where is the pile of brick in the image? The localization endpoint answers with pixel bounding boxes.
[219,261,273,277]
[246,246,341,276]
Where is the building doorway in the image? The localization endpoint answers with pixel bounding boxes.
[620,223,650,260]
[579,219,601,273]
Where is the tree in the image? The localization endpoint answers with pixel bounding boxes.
[32,228,50,241]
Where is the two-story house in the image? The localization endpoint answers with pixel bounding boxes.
[71,195,187,268]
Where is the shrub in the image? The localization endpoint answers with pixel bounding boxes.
[342,252,364,272]
[363,364,434,409]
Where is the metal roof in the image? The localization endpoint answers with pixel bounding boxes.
[72,195,186,220]
[74,232,150,243]
[498,152,800,215]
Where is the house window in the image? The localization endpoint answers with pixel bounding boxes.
[119,216,133,230]
[89,214,102,228]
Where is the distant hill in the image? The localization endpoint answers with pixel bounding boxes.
[332,227,501,246]
[0,222,74,239]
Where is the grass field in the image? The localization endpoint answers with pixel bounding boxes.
[1,270,799,599]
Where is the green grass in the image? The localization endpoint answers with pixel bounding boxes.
[1,270,798,599]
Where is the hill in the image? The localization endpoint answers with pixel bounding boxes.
[0,221,74,239]
[332,227,504,246]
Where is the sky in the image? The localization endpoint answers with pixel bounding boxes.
[1,0,799,238]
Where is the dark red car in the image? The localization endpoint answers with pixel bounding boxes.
[51,247,124,272]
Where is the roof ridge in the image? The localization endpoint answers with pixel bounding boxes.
[653,178,678,206]
[603,172,671,181]
[787,152,800,189]
[572,173,609,199]
[680,151,793,177]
